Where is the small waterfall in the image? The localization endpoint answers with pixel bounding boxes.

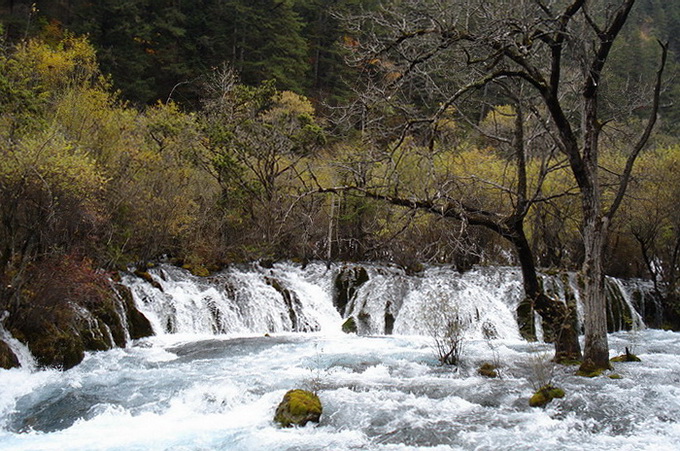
[607,277,645,331]
[123,263,341,335]
[348,266,524,340]
[0,322,36,370]
[121,262,654,340]
[615,278,664,328]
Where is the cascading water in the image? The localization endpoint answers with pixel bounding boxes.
[121,262,646,339]
[0,324,36,371]
[1,262,678,451]
[122,263,342,336]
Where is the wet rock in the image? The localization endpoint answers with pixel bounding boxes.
[274,389,322,427]
[575,359,611,377]
[477,362,499,378]
[529,385,565,407]
[182,263,210,277]
[9,284,153,370]
[266,277,319,332]
[334,266,369,317]
[115,284,154,340]
[610,347,642,362]
[19,324,86,370]
[0,340,20,369]
[341,317,357,334]
[384,309,395,335]
[133,269,163,290]
[516,297,537,342]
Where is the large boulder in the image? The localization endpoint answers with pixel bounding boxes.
[274,389,322,427]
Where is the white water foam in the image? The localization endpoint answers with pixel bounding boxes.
[1,330,679,450]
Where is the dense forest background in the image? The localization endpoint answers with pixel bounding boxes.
[1,0,680,339]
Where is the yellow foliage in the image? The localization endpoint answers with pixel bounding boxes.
[1,129,107,221]
[13,34,101,92]
[263,91,316,121]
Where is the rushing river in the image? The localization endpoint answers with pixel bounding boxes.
[0,263,678,450]
[1,330,680,450]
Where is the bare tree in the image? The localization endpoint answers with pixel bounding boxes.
[332,0,667,370]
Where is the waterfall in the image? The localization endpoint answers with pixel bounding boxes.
[121,262,652,339]
[122,262,341,335]
[0,322,36,371]
[606,277,645,331]
[345,265,524,339]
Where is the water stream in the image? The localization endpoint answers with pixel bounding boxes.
[0,262,677,450]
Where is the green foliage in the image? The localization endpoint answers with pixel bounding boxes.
[198,68,326,259]
[0,128,106,266]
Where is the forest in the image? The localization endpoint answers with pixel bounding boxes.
[0,0,680,374]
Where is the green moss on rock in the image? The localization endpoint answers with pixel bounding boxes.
[557,359,582,366]
[182,263,210,277]
[576,359,612,377]
[529,385,565,407]
[341,317,357,334]
[133,270,163,290]
[610,348,642,362]
[274,389,322,427]
[24,326,86,370]
[478,362,499,378]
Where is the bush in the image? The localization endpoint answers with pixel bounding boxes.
[422,298,466,366]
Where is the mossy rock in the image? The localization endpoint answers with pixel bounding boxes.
[478,362,499,378]
[576,367,606,377]
[8,304,87,370]
[113,283,154,340]
[557,359,582,367]
[274,389,322,427]
[404,262,424,275]
[88,297,126,348]
[610,354,641,362]
[341,317,357,334]
[28,327,86,370]
[182,263,210,277]
[0,340,20,369]
[516,297,537,342]
[529,385,565,407]
[608,374,623,379]
[576,359,612,377]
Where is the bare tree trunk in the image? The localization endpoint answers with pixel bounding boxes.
[580,211,611,372]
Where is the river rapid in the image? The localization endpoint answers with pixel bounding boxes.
[1,330,680,450]
[0,263,678,450]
